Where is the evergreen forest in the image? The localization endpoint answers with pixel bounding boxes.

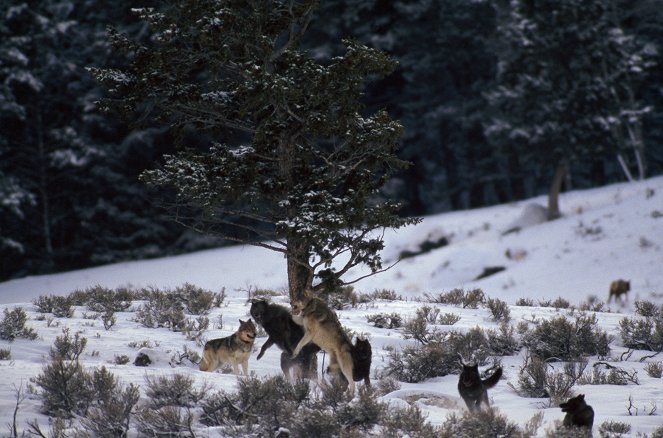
[2,0,662,280]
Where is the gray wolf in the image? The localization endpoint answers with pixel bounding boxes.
[199,319,256,375]
[249,299,319,380]
[291,296,355,394]
[608,279,630,303]
[560,394,594,433]
[457,363,502,411]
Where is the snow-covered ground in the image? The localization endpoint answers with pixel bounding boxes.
[1,176,662,436]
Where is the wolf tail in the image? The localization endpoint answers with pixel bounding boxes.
[482,366,503,388]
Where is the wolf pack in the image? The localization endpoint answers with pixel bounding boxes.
[199,295,595,436]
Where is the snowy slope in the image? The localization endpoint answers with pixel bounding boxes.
[1,176,662,436]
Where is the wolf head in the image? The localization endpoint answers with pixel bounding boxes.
[249,300,269,324]
[237,319,257,343]
[353,336,372,360]
[560,394,587,412]
[460,363,481,386]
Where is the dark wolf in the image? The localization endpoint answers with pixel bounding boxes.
[250,299,319,380]
[608,279,630,303]
[560,394,594,434]
[457,362,502,412]
[199,319,256,375]
[332,336,372,388]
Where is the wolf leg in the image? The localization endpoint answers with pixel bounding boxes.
[241,359,249,376]
[257,337,275,360]
[337,349,355,395]
[292,331,313,358]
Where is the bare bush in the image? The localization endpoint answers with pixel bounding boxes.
[634,300,661,318]
[514,354,587,404]
[0,348,10,360]
[33,357,93,417]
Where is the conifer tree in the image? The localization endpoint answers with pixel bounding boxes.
[92,0,418,301]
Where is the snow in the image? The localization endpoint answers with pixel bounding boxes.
[1,176,662,436]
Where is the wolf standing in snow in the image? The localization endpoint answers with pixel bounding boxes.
[291,296,355,394]
[199,319,256,375]
[457,361,502,412]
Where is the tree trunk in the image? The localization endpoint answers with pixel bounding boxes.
[547,162,567,220]
[286,240,314,303]
[36,110,54,267]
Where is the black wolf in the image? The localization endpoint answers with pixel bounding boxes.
[332,336,372,388]
[250,300,319,380]
[560,394,594,432]
[457,363,502,412]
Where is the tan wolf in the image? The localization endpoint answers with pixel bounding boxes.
[608,279,630,303]
[291,296,355,394]
[199,319,256,375]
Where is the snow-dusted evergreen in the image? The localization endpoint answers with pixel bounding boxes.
[92,0,419,301]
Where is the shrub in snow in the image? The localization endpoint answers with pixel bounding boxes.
[425,288,485,308]
[0,348,10,360]
[598,420,631,437]
[80,366,140,437]
[634,300,661,318]
[135,287,186,331]
[134,405,196,437]
[438,312,461,325]
[619,315,663,351]
[366,312,403,329]
[438,407,523,438]
[644,361,663,378]
[83,285,134,313]
[144,373,208,409]
[386,341,461,383]
[0,307,38,341]
[175,282,223,315]
[33,357,93,417]
[51,328,87,361]
[514,354,588,404]
[486,297,511,322]
[521,314,610,360]
[32,294,75,317]
[515,297,535,306]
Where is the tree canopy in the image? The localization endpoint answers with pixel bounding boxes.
[92,0,419,300]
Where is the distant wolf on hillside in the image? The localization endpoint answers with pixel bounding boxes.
[249,299,319,380]
[199,319,256,375]
[291,296,355,394]
[608,279,630,303]
[457,361,502,412]
[560,394,594,435]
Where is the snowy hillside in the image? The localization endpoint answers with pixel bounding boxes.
[0,176,662,436]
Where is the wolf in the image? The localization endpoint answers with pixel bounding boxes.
[608,279,630,303]
[457,362,503,412]
[249,299,319,380]
[199,319,256,375]
[331,336,372,388]
[291,296,355,394]
[560,394,594,433]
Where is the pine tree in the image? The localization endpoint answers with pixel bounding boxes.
[92,0,419,301]
[485,0,654,219]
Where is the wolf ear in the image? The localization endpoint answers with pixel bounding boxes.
[239,319,245,324]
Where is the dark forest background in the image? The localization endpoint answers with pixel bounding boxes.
[2,0,662,281]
